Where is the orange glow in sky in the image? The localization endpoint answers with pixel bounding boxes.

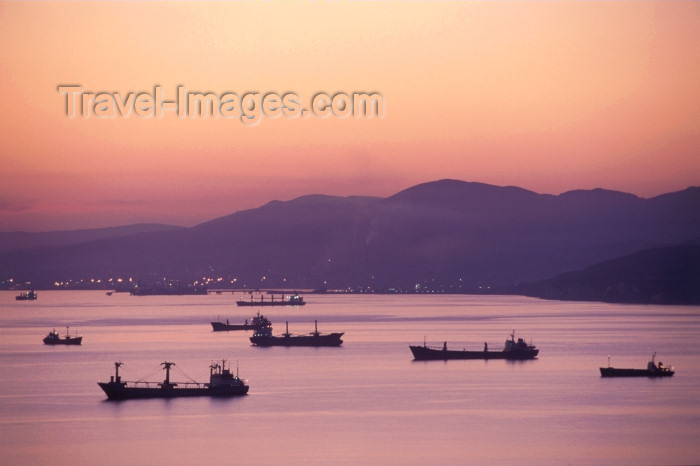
[0,2,698,231]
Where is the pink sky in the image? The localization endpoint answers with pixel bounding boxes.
[1,2,698,231]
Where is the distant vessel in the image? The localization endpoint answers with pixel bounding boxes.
[16,290,37,300]
[600,353,675,377]
[250,320,343,347]
[237,293,305,307]
[211,312,271,332]
[130,283,207,296]
[98,360,249,400]
[43,326,82,345]
[409,331,539,360]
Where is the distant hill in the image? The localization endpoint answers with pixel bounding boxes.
[516,243,700,304]
[0,223,184,253]
[1,179,698,297]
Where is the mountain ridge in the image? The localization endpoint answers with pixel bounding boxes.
[1,179,698,297]
[0,223,184,254]
[517,242,700,304]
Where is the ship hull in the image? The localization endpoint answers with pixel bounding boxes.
[16,291,37,300]
[97,383,249,400]
[599,367,674,377]
[409,345,538,361]
[44,336,82,345]
[250,333,343,347]
[211,322,255,331]
[237,301,305,307]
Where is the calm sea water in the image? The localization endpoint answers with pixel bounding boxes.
[1,291,699,465]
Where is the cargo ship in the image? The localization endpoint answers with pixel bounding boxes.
[599,353,674,377]
[16,290,37,300]
[211,312,271,331]
[98,360,249,400]
[43,326,82,345]
[409,331,538,360]
[130,282,207,296]
[249,320,343,347]
[237,293,305,307]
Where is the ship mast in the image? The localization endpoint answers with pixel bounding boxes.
[113,361,124,383]
[161,361,175,387]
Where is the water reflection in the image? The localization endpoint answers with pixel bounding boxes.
[1,291,699,465]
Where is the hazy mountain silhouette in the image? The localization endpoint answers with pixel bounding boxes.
[1,180,698,299]
[517,242,700,304]
[0,223,183,253]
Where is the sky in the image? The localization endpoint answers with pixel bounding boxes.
[0,1,698,232]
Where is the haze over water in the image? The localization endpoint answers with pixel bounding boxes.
[1,291,699,465]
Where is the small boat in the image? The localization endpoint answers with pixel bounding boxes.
[43,326,82,345]
[98,360,249,400]
[16,290,37,300]
[211,312,271,332]
[106,291,113,296]
[409,331,539,360]
[250,320,343,347]
[237,293,305,307]
[600,353,675,377]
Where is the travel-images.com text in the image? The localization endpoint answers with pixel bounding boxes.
[58,85,384,125]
